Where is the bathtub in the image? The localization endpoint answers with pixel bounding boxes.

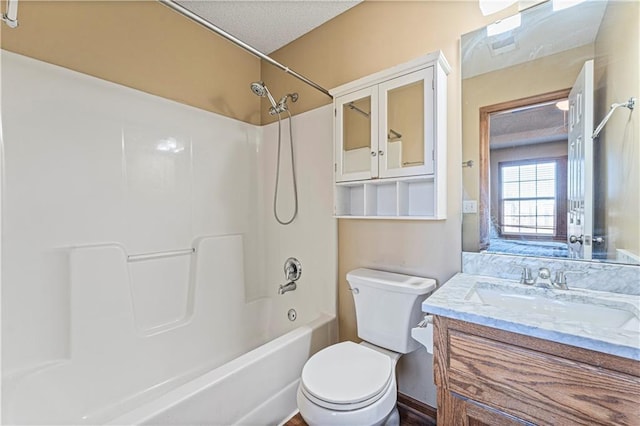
[2,236,336,425]
[4,312,335,425]
[109,314,335,425]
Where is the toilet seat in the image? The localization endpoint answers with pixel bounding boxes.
[300,342,393,411]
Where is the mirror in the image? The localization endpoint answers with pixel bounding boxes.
[341,78,428,175]
[342,95,373,174]
[462,0,639,265]
[387,80,424,169]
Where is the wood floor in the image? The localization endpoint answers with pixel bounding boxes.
[283,413,307,426]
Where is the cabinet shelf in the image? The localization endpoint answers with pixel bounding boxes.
[334,176,443,220]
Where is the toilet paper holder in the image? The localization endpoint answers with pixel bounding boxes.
[411,315,434,354]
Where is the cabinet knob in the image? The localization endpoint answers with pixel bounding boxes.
[378,150,384,156]
[371,151,377,157]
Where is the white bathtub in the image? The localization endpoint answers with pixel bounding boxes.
[4,312,335,426]
[109,314,335,425]
[2,236,336,425]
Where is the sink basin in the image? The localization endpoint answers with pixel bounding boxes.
[465,282,640,331]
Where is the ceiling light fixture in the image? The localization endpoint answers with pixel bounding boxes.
[555,100,569,111]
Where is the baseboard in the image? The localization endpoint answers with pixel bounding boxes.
[397,392,437,425]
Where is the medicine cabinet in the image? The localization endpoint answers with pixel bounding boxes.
[331,51,450,219]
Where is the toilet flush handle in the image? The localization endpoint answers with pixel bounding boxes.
[348,287,359,294]
[417,315,433,328]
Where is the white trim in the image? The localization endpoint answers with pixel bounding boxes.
[330,51,450,97]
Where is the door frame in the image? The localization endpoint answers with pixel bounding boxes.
[478,88,571,250]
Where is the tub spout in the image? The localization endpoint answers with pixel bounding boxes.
[278,281,297,295]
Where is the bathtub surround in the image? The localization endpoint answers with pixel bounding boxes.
[1,51,336,424]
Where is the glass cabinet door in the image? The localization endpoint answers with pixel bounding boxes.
[378,67,434,178]
[335,87,378,182]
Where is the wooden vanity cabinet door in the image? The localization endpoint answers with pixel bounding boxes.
[463,398,534,426]
[438,389,532,426]
[433,316,640,426]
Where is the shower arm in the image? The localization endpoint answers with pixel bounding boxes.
[592,97,635,139]
[1,0,18,28]
[157,0,332,99]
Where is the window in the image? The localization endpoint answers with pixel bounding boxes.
[500,160,558,236]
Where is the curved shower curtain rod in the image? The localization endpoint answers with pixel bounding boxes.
[157,0,333,99]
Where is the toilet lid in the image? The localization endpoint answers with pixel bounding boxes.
[301,342,393,406]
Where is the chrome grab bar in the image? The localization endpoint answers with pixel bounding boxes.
[127,248,195,262]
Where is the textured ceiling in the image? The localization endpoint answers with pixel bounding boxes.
[490,101,568,149]
[175,0,362,54]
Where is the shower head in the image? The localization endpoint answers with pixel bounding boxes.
[250,81,278,110]
[250,81,267,97]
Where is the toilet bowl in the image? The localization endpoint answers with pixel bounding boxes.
[296,268,436,426]
[296,341,400,426]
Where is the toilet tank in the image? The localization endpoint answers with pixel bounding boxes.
[347,268,436,353]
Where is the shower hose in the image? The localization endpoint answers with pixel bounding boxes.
[273,110,298,225]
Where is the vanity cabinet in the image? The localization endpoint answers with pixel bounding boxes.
[331,51,450,219]
[433,316,640,426]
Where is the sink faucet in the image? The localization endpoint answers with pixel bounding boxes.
[535,268,581,290]
[278,281,297,295]
[521,266,581,290]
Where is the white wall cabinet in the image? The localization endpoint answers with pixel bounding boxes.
[331,51,450,219]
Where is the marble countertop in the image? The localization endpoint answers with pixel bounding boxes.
[422,273,640,361]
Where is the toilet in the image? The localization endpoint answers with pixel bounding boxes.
[296,268,436,426]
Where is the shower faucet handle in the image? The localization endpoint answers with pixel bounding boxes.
[284,257,302,282]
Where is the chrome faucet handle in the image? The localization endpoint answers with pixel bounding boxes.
[552,270,584,290]
[538,267,551,279]
[534,267,554,289]
[284,257,302,282]
[520,267,535,285]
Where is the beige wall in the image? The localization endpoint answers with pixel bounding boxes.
[461,45,595,251]
[0,0,261,124]
[266,0,519,405]
[594,0,640,260]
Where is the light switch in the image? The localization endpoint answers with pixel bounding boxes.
[463,200,478,214]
